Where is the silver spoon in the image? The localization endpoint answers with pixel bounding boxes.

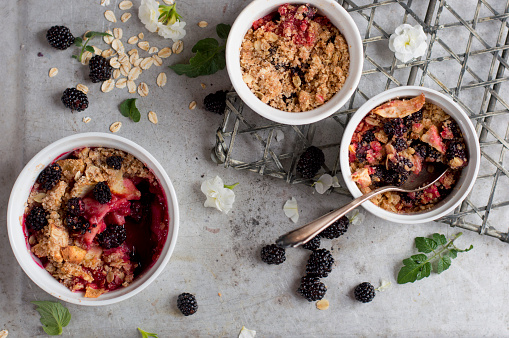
[276,163,450,248]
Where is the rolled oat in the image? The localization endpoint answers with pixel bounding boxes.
[156,72,167,87]
[128,36,139,45]
[158,47,172,58]
[104,10,117,23]
[148,111,158,124]
[110,121,122,133]
[138,82,149,97]
[49,68,58,77]
[172,40,183,54]
[152,55,163,66]
[113,28,123,39]
[77,84,89,94]
[101,79,115,92]
[119,0,133,10]
[121,12,132,23]
[116,78,127,88]
[127,80,136,93]
[138,41,149,51]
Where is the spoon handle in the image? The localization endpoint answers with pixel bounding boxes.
[276,186,394,248]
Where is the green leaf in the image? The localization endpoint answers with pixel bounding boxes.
[74,37,83,47]
[447,249,458,259]
[85,45,95,53]
[432,233,447,245]
[415,237,437,253]
[85,31,112,38]
[138,327,158,338]
[71,55,78,60]
[191,38,219,53]
[32,301,71,336]
[410,253,428,264]
[224,182,239,190]
[119,98,141,122]
[216,23,231,40]
[436,255,452,274]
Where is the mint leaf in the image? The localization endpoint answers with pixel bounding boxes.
[192,38,219,53]
[85,31,112,39]
[415,237,437,253]
[85,45,95,53]
[138,327,158,338]
[32,301,71,336]
[119,98,141,122]
[74,37,83,47]
[216,23,231,39]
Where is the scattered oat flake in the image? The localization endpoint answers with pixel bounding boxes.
[316,299,329,310]
[138,41,149,51]
[0,330,8,338]
[83,117,91,124]
[130,53,140,65]
[76,84,89,94]
[200,83,206,89]
[198,21,208,28]
[156,72,167,87]
[119,0,133,10]
[101,0,110,5]
[121,12,132,22]
[149,46,159,54]
[189,101,197,110]
[238,327,256,338]
[110,57,120,68]
[128,67,142,81]
[48,68,58,77]
[102,48,114,58]
[101,79,115,92]
[158,47,172,58]
[112,39,124,53]
[148,111,158,124]
[218,292,222,297]
[140,57,153,70]
[121,63,131,76]
[116,78,127,88]
[93,46,102,55]
[81,51,93,65]
[127,80,136,93]
[113,28,123,39]
[152,55,163,66]
[104,30,114,44]
[133,58,142,67]
[138,32,144,40]
[83,31,91,41]
[127,36,138,44]
[128,48,138,56]
[110,122,122,133]
[104,10,116,22]
[118,53,128,64]
[138,82,149,97]
[172,40,183,54]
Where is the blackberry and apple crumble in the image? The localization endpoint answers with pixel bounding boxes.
[23,147,168,298]
[240,3,350,112]
[349,94,468,213]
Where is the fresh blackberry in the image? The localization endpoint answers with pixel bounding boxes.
[26,206,48,231]
[46,26,75,50]
[64,214,90,234]
[320,216,349,239]
[404,110,423,127]
[442,119,462,138]
[297,275,327,302]
[261,244,286,265]
[446,140,467,161]
[96,224,126,249]
[177,293,198,316]
[302,236,320,251]
[384,118,407,139]
[296,146,325,179]
[355,145,368,163]
[89,55,113,83]
[412,141,441,162]
[354,282,376,303]
[61,88,89,112]
[106,155,123,170]
[37,163,62,190]
[362,129,375,144]
[66,197,85,216]
[203,90,227,114]
[393,138,408,152]
[306,248,334,278]
[93,181,111,204]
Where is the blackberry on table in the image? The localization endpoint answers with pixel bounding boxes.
[306,248,334,278]
[96,224,126,249]
[296,146,325,179]
[106,155,123,170]
[302,236,320,251]
[93,181,111,204]
[204,90,227,114]
[297,275,327,302]
[46,26,75,50]
[354,282,376,303]
[64,214,90,234]
[89,55,113,83]
[177,293,198,316]
[261,244,286,265]
[66,197,85,216]
[61,88,89,112]
[320,216,349,239]
[37,163,62,190]
[26,206,48,231]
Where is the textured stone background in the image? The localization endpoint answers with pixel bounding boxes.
[0,0,508,337]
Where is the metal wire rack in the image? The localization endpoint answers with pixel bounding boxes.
[212,0,509,243]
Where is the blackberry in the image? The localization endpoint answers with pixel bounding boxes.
[61,88,89,112]
[355,145,368,163]
[411,141,441,162]
[354,282,376,303]
[404,110,423,127]
[66,197,85,216]
[393,138,408,152]
[96,224,126,249]
[296,146,325,179]
[93,181,111,204]
[446,140,467,161]
[106,155,123,170]
[26,206,48,231]
[64,215,90,234]
[320,216,349,239]
[384,118,407,139]
[89,55,113,83]
[261,244,286,265]
[46,26,75,50]
[297,275,327,302]
[203,90,227,114]
[302,236,320,251]
[442,119,462,138]
[362,129,375,144]
[306,248,334,278]
[388,156,413,175]
[177,293,198,316]
[37,163,62,190]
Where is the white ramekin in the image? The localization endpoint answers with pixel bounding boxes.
[7,133,179,306]
[339,86,480,224]
[226,0,363,125]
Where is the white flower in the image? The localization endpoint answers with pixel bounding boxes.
[138,0,161,33]
[376,279,392,292]
[332,175,341,188]
[201,176,236,214]
[314,174,333,194]
[238,326,256,338]
[158,20,187,40]
[346,209,365,225]
[275,129,284,142]
[283,197,299,223]
[389,24,427,63]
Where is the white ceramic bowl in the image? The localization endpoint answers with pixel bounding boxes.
[7,133,179,306]
[339,86,480,224]
[226,0,363,125]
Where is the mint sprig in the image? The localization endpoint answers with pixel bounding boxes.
[397,232,473,284]
[169,23,231,78]
[32,301,71,336]
[138,327,158,338]
[119,98,141,122]
[72,31,112,62]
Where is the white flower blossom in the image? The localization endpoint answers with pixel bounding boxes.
[238,326,256,338]
[314,174,333,194]
[201,176,235,214]
[346,209,365,225]
[138,0,186,40]
[283,197,299,223]
[332,175,341,188]
[138,0,162,33]
[389,24,427,63]
[376,279,392,292]
[158,20,187,40]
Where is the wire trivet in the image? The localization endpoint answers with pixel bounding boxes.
[212,0,509,243]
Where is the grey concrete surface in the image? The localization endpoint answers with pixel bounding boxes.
[1,0,508,337]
